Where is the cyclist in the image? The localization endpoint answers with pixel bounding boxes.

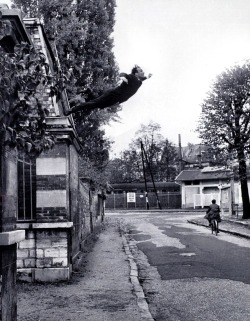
[205,199,221,233]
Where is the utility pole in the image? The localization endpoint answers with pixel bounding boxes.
[178,134,183,173]
[197,144,202,168]
[140,141,149,209]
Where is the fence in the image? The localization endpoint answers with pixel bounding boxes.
[194,193,220,208]
[105,192,181,209]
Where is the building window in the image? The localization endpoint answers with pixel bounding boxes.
[17,155,36,221]
[185,181,200,185]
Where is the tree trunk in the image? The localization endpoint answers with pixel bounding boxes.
[237,149,250,219]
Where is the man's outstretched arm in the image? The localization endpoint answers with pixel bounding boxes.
[119,72,127,77]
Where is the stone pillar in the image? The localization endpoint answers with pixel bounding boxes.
[1,244,17,321]
[0,146,25,321]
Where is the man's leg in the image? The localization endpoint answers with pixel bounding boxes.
[65,90,118,116]
[65,101,98,115]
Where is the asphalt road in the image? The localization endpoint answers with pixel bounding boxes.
[107,211,250,321]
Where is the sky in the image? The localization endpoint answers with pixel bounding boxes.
[104,0,250,157]
[4,0,250,156]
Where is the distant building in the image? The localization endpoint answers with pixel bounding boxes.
[180,144,213,169]
[175,166,238,211]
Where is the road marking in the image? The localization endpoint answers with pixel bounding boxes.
[179,253,196,256]
[174,221,250,249]
[133,222,186,249]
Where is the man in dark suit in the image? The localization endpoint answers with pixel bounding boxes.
[65,65,152,116]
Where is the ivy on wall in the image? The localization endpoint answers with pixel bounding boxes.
[0,14,62,156]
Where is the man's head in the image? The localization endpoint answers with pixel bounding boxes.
[132,65,145,79]
[212,199,216,204]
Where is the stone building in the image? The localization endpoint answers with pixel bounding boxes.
[175,167,234,211]
[0,7,105,320]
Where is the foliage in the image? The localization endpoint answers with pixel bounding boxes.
[13,0,119,109]
[79,158,110,188]
[198,64,250,152]
[72,0,120,185]
[198,62,250,218]
[105,157,128,183]
[0,40,56,155]
[75,0,119,94]
[107,122,178,183]
[13,0,120,185]
[161,139,179,181]
[77,116,112,186]
[10,0,40,17]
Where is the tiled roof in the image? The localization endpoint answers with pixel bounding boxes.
[111,182,179,189]
[176,168,233,181]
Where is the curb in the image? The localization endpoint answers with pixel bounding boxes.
[187,220,250,240]
[224,219,250,228]
[121,233,154,321]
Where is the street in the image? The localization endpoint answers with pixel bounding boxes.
[107,211,250,321]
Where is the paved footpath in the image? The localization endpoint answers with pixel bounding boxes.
[17,220,153,321]
[188,214,250,239]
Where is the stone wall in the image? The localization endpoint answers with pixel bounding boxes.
[16,141,105,282]
[17,223,72,282]
[36,144,68,223]
[17,229,36,274]
[16,140,74,282]
[69,145,80,260]
[78,181,91,245]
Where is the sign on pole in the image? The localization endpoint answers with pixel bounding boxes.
[127,192,136,203]
[127,192,136,208]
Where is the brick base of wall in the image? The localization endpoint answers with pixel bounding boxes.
[17,266,72,282]
[16,222,73,282]
[35,266,72,282]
